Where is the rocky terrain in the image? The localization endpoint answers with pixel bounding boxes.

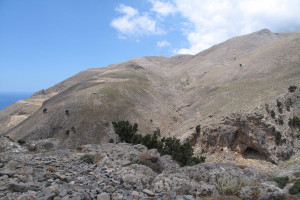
[1,136,300,200]
[0,29,300,199]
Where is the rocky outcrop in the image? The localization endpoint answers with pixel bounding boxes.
[1,137,299,200]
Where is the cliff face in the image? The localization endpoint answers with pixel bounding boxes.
[0,29,300,164]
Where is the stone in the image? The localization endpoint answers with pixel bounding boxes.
[54,172,68,182]
[97,192,110,200]
[142,189,155,197]
[0,169,15,177]
[17,194,39,200]
[8,181,30,192]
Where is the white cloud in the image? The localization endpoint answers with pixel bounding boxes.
[111,4,164,38]
[172,0,300,54]
[111,1,300,54]
[149,0,177,16]
[157,40,171,47]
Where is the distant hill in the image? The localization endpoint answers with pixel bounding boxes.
[1,29,299,167]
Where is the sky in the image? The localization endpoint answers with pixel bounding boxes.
[1,0,300,93]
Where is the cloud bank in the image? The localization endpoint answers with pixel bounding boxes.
[111,0,300,54]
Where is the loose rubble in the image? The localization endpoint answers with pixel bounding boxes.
[0,136,299,200]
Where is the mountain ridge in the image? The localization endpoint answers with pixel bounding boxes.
[1,29,299,158]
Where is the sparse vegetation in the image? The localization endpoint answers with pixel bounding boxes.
[109,139,114,143]
[112,121,205,166]
[196,125,201,135]
[271,176,289,189]
[76,146,83,151]
[17,139,26,145]
[288,85,297,93]
[285,98,292,111]
[278,115,284,126]
[271,110,276,118]
[289,116,300,129]
[277,100,283,113]
[275,132,282,146]
[80,154,95,164]
[265,104,270,113]
[289,180,300,194]
[216,175,254,195]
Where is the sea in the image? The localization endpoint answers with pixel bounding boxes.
[0,92,33,110]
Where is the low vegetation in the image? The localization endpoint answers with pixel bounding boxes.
[271,176,289,189]
[17,139,26,145]
[289,116,300,129]
[112,121,205,166]
[289,180,300,194]
[276,100,283,113]
[216,175,255,195]
[80,154,95,164]
[285,98,292,111]
[76,146,83,151]
[270,110,276,118]
[288,85,297,93]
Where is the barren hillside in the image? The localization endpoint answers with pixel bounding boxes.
[1,29,299,165]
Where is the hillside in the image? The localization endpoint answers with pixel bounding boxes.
[0,29,300,166]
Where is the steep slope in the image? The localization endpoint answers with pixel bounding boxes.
[1,29,300,160]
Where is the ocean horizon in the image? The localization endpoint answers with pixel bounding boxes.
[0,92,33,110]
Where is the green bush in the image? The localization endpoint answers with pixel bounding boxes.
[289,116,300,129]
[278,115,284,126]
[286,98,292,111]
[275,132,282,146]
[277,100,283,113]
[271,176,289,189]
[196,125,201,135]
[76,146,83,151]
[270,110,276,118]
[289,180,300,194]
[288,85,297,93]
[80,154,95,164]
[109,139,114,143]
[265,104,270,113]
[17,139,26,145]
[112,121,138,143]
[112,121,205,167]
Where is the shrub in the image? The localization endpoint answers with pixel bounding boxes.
[286,98,292,111]
[17,139,26,145]
[216,175,253,195]
[288,85,297,93]
[76,146,83,151]
[153,128,161,137]
[270,110,276,118]
[65,110,69,116]
[289,116,300,129]
[277,100,283,113]
[196,125,201,135]
[271,176,289,189]
[275,132,282,146]
[80,154,95,164]
[289,180,300,194]
[109,139,114,143]
[265,104,270,113]
[112,121,205,167]
[112,121,138,143]
[278,115,284,125]
[43,108,47,113]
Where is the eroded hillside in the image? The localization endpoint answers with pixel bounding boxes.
[1,29,299,166]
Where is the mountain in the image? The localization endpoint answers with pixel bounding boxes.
[1,29,300,168]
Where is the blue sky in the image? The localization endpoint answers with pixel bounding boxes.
[1,0,300,93]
